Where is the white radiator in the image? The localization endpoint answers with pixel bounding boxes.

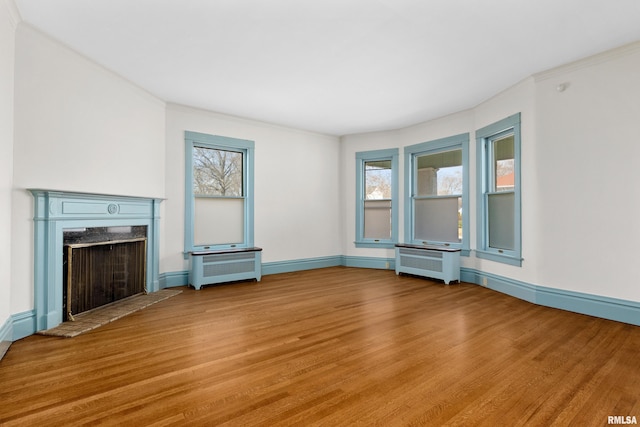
[395,244,460,284]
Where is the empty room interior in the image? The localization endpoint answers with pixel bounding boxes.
[1,0,640,425]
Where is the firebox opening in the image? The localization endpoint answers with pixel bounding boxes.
[63,226,148,321]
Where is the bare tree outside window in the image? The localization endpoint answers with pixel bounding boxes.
[193,147,243,196]
[437,167,463,195]
[365,161,392,199]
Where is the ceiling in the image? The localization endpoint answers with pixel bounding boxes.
[13,0,640,136]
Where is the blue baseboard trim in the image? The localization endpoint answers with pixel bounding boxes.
[12,310,36,341]
[159,271,189,288]
[535,284,640,327]
[0,316,12,361]
[262,256,343,275]
[12,260,628,345]
[342,256,395,270]
[461,267,640,327]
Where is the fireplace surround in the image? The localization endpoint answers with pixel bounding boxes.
[30,190,162,331]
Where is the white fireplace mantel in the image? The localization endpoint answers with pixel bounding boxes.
[29,189,163,331]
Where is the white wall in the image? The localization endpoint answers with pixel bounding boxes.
[340,44,640,303]
[163,104,342,273]
[0,0,18,335]
[11,24,166,314]
[533,44,640,300]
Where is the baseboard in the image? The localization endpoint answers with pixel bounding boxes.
[262,256,343,275]
[12,261,632,345]
[11,310,36,341]
[535,284,640,327]
[342,256,395,270]
[0,316,12,361]
[461,267,640,327]
[159,271,189,289]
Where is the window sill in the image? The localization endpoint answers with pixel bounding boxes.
[354,241,397,249]
[475,249,522,267]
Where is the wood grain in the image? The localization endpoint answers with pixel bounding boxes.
[1,267,639,426]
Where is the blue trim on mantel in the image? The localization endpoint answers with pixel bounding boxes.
[28,189,163,332]
[461,268,640,327]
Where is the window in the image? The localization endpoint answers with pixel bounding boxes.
[476,113,522,266]
[355,149,399,248]
[404,134,469,253]
[184,131,254,253]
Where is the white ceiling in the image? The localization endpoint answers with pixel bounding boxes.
[13,0,640,136]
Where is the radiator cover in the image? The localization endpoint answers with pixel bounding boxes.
[395,244,460,284]
[189,247,262,290]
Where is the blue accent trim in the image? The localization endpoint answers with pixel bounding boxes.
[0,316,12,360]
[403,133,469,252]
[475,113,522,266]
[535,285,640,327]
[28,190,162,331]
[159,271,189,288]
[11,310,37,341]
[475,250,523,267]
[354,242,396,249]
[262,256,342,275]
[342,256,395,270]
[354,148,399,248]
[184,131,255,254]
[461,268,640,327]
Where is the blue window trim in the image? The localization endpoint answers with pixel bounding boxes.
[403,133,470,256]
[184,131,255,256]
[355,148,399,248]
[475,113,522,267]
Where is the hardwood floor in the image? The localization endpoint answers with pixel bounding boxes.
[1,267,639,426]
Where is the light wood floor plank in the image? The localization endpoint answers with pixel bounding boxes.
[1,267,639,426]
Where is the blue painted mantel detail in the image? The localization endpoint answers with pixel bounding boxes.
[29,189,163,332]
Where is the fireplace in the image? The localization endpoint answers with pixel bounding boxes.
[30,190,162,332]
[63,226,148,320]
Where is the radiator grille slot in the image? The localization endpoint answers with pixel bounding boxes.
[400,255,443,272]
[203,261,255,277]
[399,248,443,258]
[203,252,254,263]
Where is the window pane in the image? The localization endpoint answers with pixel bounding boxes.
[365,160,392,199]
[193,147,243,196]
[416,150,462,196]
[492,135,514,192]
[364,199,391,239]
[414,197,461,243]
[488,192,514,250]
[194,197,244,245]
